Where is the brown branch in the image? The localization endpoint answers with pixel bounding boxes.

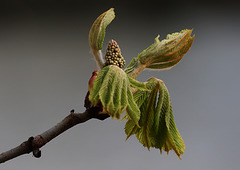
[0,92,109,164]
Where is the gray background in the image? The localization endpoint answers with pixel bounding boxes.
[1,1,240,169]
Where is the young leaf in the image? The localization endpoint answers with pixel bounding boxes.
[128,76,149,91]
[124,57,144,78]
[125,29,194,78]
[138,29,194,70]
[126,88,141,127]
[124,57,139,75]
[89,8,115,51]
[125,77,185,158]
[89,8,115,69]
[146,34,195,70]
[89,65,146,126]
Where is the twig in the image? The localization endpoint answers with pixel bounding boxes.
[0,92,109,164]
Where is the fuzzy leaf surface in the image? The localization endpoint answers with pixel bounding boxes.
[125,77,185,158]
[137,30,194,70]
[89,65,147,126]
[138,29,194,69]
[89,8,115,51]
[124,29,194,78]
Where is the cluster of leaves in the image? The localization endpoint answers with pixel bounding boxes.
[89,65,146,127]
[125,78,185,158]
[88,8,194,158]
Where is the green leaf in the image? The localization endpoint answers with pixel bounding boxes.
[124,29,194,78]
[138,29,194,69]
[164,107,185,158]
[126,88,141,127]
[88,66,110,105]
[139,30,194,70]
[146,34,195,70]
[125,77,185,158]
[125,117,139,140]
[124,57,139,74]
[89,8,115,51]
[89,65,143,126]
[133,90,149,107]
[128,76,149,91]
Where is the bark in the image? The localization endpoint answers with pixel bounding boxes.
[0,92,109,164]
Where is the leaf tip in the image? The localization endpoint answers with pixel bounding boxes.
[160,149,162,154]
[155,35,160,42]
[125,135,131,141]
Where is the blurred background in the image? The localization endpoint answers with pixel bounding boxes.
[1,0,240,169]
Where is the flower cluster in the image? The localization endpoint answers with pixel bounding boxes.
[104,40,126,68]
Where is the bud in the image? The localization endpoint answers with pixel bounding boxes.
[88,71,98,91]
[104,40,126,68]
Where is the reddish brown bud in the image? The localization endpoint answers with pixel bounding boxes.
[88,71,98,91]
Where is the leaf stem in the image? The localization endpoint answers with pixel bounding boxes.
[127,61,146,79]
[92,49,104,69]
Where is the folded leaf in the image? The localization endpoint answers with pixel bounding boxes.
[125,29,194,78]
[125,77,185,158]
[128,76,149,91]
[89,65,147,126]
[89,8,115,51]
[138,29,194,70]
[124,57,139,75]
[146,34,195,70]
[126,89,141,127]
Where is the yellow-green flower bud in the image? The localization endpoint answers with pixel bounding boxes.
[104,40,126,68]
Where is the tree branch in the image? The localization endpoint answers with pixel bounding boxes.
[0,92,109,164]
